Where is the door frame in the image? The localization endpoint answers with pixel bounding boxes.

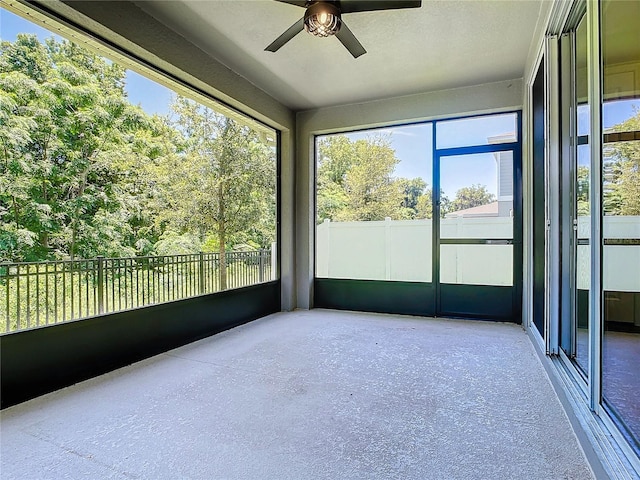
[433,134,523,320]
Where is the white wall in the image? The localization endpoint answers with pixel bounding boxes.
[316,219,433,282]
[316,218,513,285]
[440,216,512,239]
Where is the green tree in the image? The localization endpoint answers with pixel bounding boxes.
[317,134,406,222]
[603,111,640,215]
[450,184,495,213]
[0,35,163,261]
[576,165,590,216]
[1,36,55,261]
[398,177,427,219]
[157,96,276,289]
[316,135,354,222]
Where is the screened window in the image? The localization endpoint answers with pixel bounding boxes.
[316,112,519,287]
[0,5,278,333]
[436,113,518,149]
[315,124,433,282]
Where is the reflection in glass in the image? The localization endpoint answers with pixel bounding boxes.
[576,16,589,138]
[601,0,640,446]
[436,113,517,149]
[315,124,433,281]
[575,144,590,375]
[574,16,590,377]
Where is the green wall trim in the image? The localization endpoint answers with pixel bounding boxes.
[315,278,520,323]
[1,282,280,409]
[439,283,518,322]
[315,278,436,316]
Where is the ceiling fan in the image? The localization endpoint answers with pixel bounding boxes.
[265,0,422,58]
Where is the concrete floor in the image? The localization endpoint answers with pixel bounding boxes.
[1,310,594,479]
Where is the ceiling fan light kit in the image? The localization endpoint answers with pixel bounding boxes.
[304,2,341,37]
[266,0,422,58]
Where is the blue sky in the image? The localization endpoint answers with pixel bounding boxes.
[123,70,173,117]
[339,118,510,196]
[345,124,432,181]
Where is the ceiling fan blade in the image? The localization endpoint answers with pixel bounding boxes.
[335,21,366,58]
[273,0,308,7]
[340,0,422,14]
[265,18,305,52]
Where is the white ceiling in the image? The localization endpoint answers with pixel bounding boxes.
[136,0,546,111]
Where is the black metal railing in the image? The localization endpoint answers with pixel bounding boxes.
[0,250,273,334]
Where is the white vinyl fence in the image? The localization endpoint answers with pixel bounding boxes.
[317,216,640,291]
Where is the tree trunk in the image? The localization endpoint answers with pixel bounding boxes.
[218,182,227,290]
[70,225,76,261]
[40,180,49,253]
[40,232,49,251]
[69,169,89,261]
[12,197,19,229]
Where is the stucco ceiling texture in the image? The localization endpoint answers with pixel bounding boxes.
[137,0,546,111]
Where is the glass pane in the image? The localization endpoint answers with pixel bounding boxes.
[576,149,590,374]
[440,245,513,286]
[601,0,640,444]
[531,59,546,336]
[573,15,590,376]
[436,113,517,149]
[315,124,433,281]
[576,17,590,138]
[440,152,513,239]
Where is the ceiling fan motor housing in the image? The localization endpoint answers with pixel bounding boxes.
[304,2,342,37]
[266,0,421,57]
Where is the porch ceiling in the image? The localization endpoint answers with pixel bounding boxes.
[136,0,548,111]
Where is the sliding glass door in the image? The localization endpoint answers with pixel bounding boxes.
[559,11,590,377]
[557,0,640,455]
[600,0,640,447]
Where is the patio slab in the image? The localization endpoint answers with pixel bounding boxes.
[0,309,594,479]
